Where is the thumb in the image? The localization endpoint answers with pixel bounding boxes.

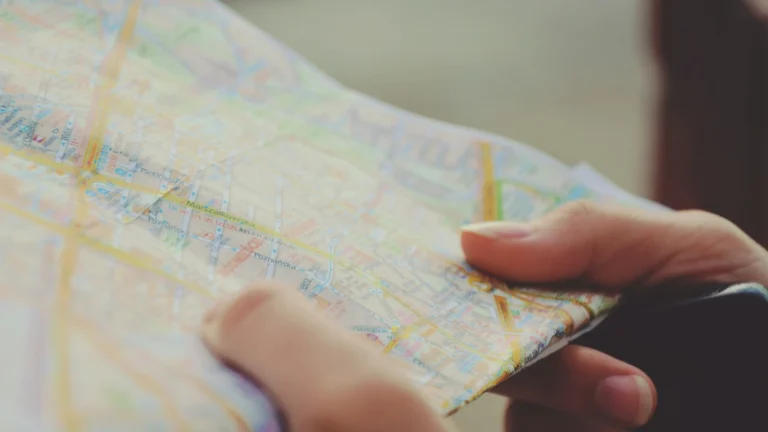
[461,201,768,290]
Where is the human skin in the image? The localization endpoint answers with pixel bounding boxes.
[201,201,768,431]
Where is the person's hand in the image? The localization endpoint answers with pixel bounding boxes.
[199,202,768,432]
[461,201,768,431]
[200,282,457,432]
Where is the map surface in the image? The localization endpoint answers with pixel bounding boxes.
[0,1,665,431]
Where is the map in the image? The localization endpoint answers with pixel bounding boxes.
[0,1,667,431]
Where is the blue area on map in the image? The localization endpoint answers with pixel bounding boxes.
[35,108,52,120]
[504,189,535,221]
[563,184,588,202]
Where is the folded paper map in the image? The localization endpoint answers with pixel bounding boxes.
[0,1,667,430]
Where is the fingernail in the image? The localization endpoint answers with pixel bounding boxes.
[461,221,532,239]
[595,375,654,426]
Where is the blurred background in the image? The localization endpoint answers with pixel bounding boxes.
[225,0,653,430]
[226,0,655,197]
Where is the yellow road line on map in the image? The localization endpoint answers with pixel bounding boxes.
[479,142,498,221]
[81,0,142,173]
[2,1,523,401]
[0,51,218,150]
[0,199,210,298]
[381,303,505,362]
[52,259,77,431]
[507,292,556,311]
[1,136,501,364]
[554,308,575,333]
[0,137,500,363]
[166,194,398,293]
[82,236,210,297]
[495,179,562,203]
[0,145,79,175]
[427,322,505,361]
[383,322,501,362]
[382,337,399,355]
[493,295,523,366]
[52,191,89,431]
[0,200,72,239]
[0,52,56,74]
[169,198,464,316]
[493,295,515,332]
[1,174,507,373]
[510,291,597,319]
[0,143,180,197]
[509,339,523,367]
[83,170,184,197]
[69,317,192,432]
[0,136,412,308]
